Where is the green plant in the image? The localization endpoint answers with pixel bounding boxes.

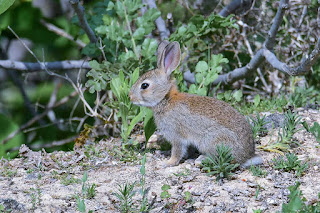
[60,174,81,186]
[112,146,139,163]
[184,191,192,203]
[138,155,149,212]
[170,12,236,75]
[114,154,150,212]
[114,182,136,213]
[173,168,191,177]
[201,144,239,181]
[249,113,269,139]
[303,121,320,143]
[250,165,267,177]
[0,166,17,178]
[109,69,156,144]
[281,182,320,212]
[110,69,142,142]
[260,111,302,153]
[85,0,160,92]
[273,153,308,177]
[75,171,96,212]
[288,85,318,108]
[186,54,228,96]
[30,185,42,210]
[252,209,262,213]
[255,185,261,199]
[216,90,243,106]
[160,184,171,199]
[75,194,86,213]
[81,171,97,199]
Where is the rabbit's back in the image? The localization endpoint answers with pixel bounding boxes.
[153,89,254,163]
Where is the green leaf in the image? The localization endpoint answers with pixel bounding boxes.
[130,67,140,86]
[144,108,156,142]
[76,196,86,213]
[126,109,145,137]
[0,0,15,15]
[160,191,170,199]
[184,191,191,202]
[106,1,114,10]
[188,84,197,94]
[195,61,208,73]
[133,27,145,40]
[89,60,101,70]
[82,171,88,182]
[141,38,158,58]
[254,94,260,107]
[233,90,243,102]
[161,184,171,191]
[310,122,320,142]
[140,154,146,175]
[197,87,207,96]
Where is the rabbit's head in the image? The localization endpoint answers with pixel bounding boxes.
[129,41,181,107]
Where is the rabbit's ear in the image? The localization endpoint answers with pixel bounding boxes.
[157,40,170,67]
[159,41,181,76]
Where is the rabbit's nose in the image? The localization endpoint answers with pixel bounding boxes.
[129,91,133,100]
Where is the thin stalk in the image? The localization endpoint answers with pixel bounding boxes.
[121,0,139,59]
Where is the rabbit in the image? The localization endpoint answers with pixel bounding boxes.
[129,41,262,167]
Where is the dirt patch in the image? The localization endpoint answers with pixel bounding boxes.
[0,108,320,212]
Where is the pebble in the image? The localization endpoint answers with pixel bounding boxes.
[266,198,278,206]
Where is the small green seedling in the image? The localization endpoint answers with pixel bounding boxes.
[273,153,308,176]
[201,144,239,181]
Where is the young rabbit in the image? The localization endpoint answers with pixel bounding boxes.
[129,41,262,167]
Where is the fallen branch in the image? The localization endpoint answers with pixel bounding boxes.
[69,0,97,43]
[0,60,90,72]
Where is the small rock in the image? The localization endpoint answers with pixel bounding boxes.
[147,134,161,149]
[194,155,206,167]
[193,201,202,208]
[266,198,278,206]
[0,199,26,212]
[247,182,258,188]
[191,190,202,196]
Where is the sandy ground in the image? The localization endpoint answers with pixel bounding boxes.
[0,108,320,212]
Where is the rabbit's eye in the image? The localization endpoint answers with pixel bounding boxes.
[141,83,149,89]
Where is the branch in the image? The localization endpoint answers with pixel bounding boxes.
[144,0,170,40]
[0,60,90,72]
[219,0,252,17]
[264,0,288,50]
[69,0,97,43]
[212,0,320,86]
[40,19,86,48]
[8,136,78,151]
[31,136,78,149]
[1,89,82,145]
[264,38,320,75]
[213,49,265,85]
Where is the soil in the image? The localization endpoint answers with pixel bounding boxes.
[0,108,320,213]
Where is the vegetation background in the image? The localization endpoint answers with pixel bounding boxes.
[0,0,319,159]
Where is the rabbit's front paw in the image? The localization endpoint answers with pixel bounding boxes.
[163,157,180,167]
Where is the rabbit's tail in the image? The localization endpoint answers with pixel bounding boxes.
[240,155,263,168]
